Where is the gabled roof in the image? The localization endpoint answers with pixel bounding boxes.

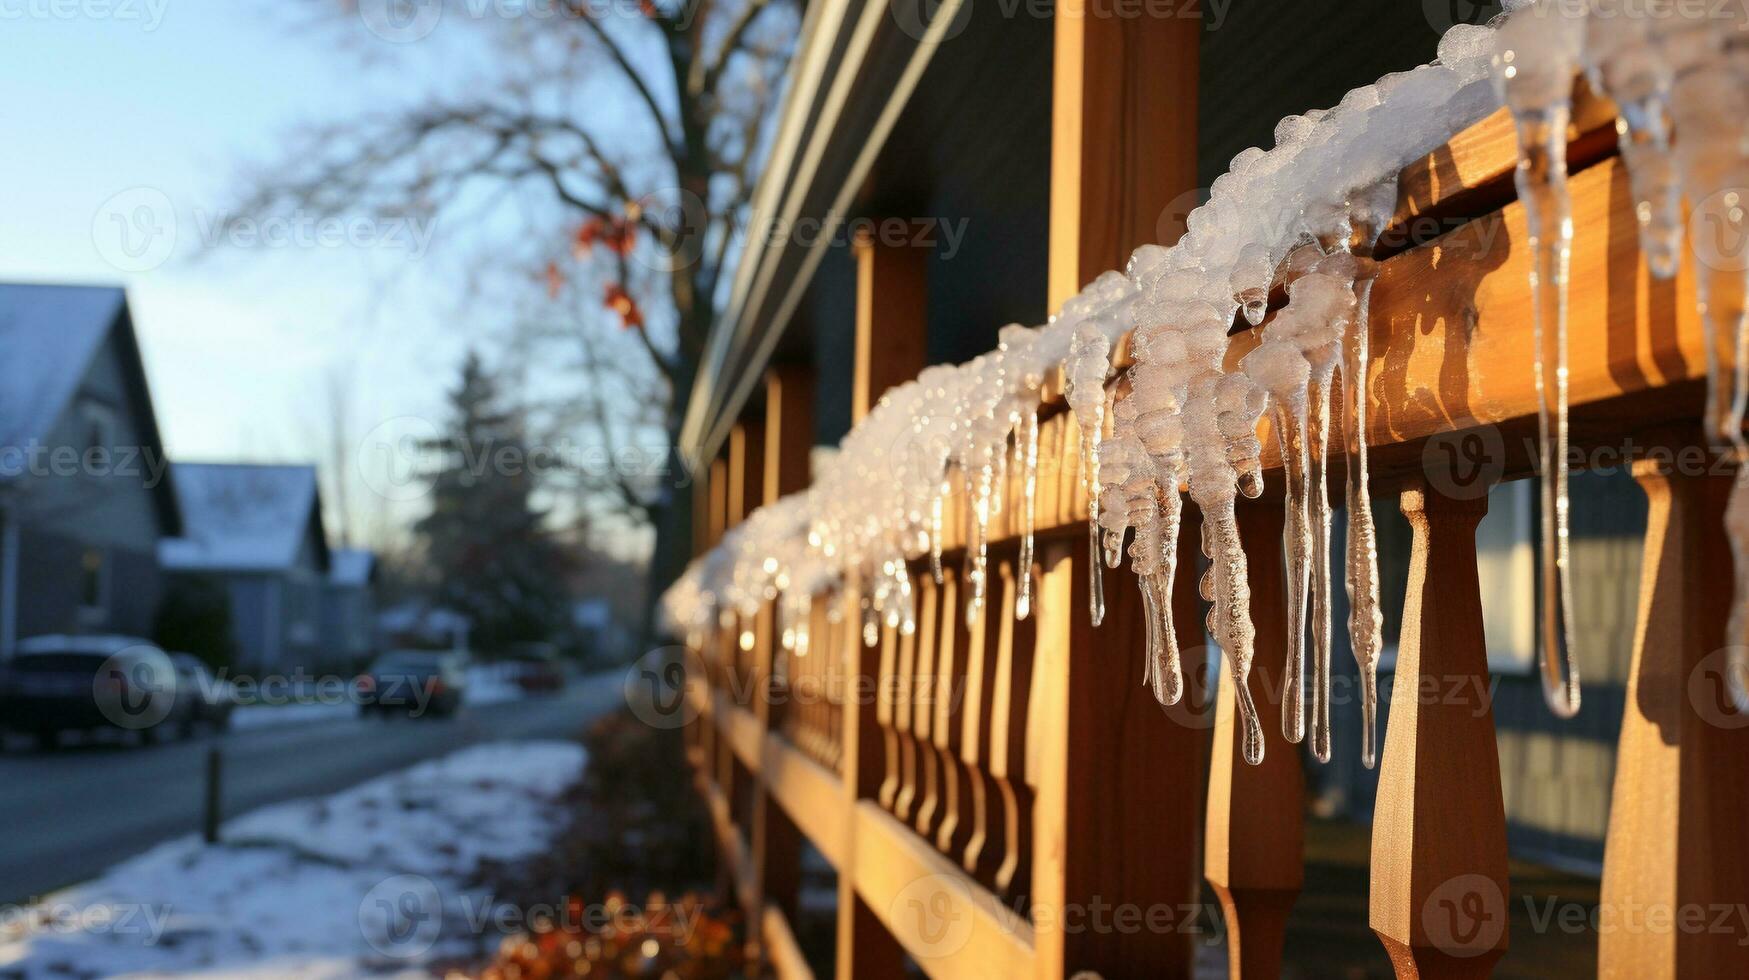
[0,282,182,535]
[159,463,329,573]
[329,547,377,586]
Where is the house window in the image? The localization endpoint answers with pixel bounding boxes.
[79,548,109,616]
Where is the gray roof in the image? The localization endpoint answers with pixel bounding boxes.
[329,547,376,586]
[0,283,127,451]
[0,282,181,535]
[159,463,328,573]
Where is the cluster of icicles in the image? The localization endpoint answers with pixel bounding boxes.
[665,0,1749,767]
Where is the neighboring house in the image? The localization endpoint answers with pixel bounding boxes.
[0,283,182,655]
[159,463,331,674]
[322,547,378,667]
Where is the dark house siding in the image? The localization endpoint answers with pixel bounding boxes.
[15,528,160,639]
[10,313,170,645]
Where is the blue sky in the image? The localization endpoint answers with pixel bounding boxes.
[0,1,605,550]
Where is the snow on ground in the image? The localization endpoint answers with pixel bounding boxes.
[0,741,586,979]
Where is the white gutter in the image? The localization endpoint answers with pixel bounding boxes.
[680,0,885,457]
[695,0,968,461]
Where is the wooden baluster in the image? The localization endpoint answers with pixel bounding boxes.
[989,556,1036,902]
[893,591,920,823]
[836,578,906,977]
[747,596,780,957]
[935,567,973,861]
[709,457,728,550]
[960,564,1002,888]
[1205,495,1304,980]
[913,568,942,838]
[876,607,900,812]
[1599,450,1749,975]
[1370,483,1509,976]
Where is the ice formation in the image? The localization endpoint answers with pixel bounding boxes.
[665,4,1748,765]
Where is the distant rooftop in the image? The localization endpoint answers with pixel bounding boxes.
[159,462,327,573]
[329,547,376,586]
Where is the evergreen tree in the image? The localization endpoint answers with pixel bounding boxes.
[415,351,574,653]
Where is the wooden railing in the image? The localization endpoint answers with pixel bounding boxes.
[678,84,1749,979]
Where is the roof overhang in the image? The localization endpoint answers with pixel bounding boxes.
[677,0,969,467]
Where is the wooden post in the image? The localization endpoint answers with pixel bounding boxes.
[851,227,928,423]
[835,582,907,978]
[1047,0,1199,309]
[728,421,765,527]
[1205,496,1305,980]
[757,366,813,949]
[764,365,815,504]
[1031,514,1210,978]
[708,457,729,549]
[1598,450,1749,975]
[1030,6,1204,973]
[1370,483,1509,976]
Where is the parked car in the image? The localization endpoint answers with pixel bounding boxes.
[356,650,466,718]
[505,642,566,695]
[0,635,194,748]
[170,654,234,731]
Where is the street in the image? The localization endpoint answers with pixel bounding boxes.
[0,673,624,905]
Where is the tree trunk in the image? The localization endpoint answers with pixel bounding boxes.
[638,443,695,651]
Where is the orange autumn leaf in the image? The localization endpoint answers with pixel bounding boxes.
[602,283,643,330]
[543,261,566,299]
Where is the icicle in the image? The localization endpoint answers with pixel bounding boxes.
[1152,483,1185,706]
[1067,323,1113,626]
[1336,182,1396,769]
[1306,359,1337,764]
[1494,4,1584,719]
[1342,280,1384,768]
[929,479,946,585]
[1728,464,1749,711]
[1589,51,1681,276]
[1140,572,1162,683]
[1017,406,1040,620]
[1207,496,1264,766]
[1243,338,1313,744]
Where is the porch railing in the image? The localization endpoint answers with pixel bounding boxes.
[679,82,1749,979]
